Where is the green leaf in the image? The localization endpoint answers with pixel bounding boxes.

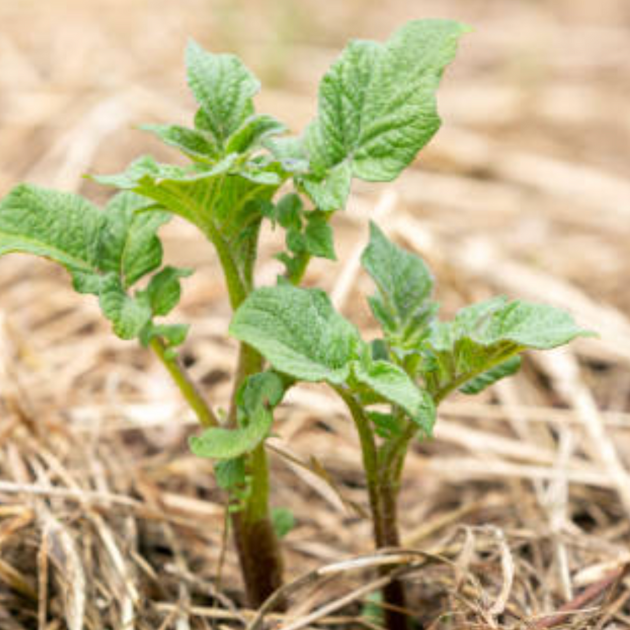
[367,411,404,440]
[190,403,273,460]
[353,360,436,433]
[0,184,105,292]
[271,507,295,539]
[264,136,310,174]
[140,323,190,348]
[214,457,246,490]
[306,20,469,183]
[225,114,287,154]
[422,297,594,401]
[100,192,170,288]
[99,276,152,340]
[146,266,193,316]
[302,161,352,212]
[305,212,336,260]
[459,355,522,395]
[139,123,219,161]
[236,371,286,415]
[190,372,287,460]
[186,39,260,144]
[361,222,434,338]
[0,185,189,342]
[230,286,364,384]
[286,228,306,255]
[275,193,303,230]
[94,155,284,263]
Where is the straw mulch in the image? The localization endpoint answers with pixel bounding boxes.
[1,1,629,628]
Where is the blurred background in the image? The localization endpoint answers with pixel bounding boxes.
[0,1,629,628]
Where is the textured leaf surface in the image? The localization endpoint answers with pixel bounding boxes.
[303,19,469,207]
[230,286,364,384]
[0,185,189,342]
[362,222,434,338]
[139,124,219,161]
[146,266,193,316]
[423,297,593,400]
[189,404,273,459]
[459,356,522,395]
[305,213,336,260]
[0,184,104,289]
[99,192,170,288]
[186,40,260,143]
[95,155,283,244]
[190,372,286,460]
[225,114,287,154]
[353,360,436,433]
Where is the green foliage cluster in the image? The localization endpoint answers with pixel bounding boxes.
[0,19,592,624]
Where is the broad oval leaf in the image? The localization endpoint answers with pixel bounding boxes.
[303,19,469,208]
[230,285,364,384]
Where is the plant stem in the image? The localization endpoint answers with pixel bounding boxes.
[216,229,284,608]
[337,390,410,630]
[150,337,219,428]
[228,343,285,608]
[232,441,284,608]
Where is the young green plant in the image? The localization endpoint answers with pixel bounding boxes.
[230,227,593,628]
[0,18,556,622]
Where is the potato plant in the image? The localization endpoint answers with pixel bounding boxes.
[0,19,592,630]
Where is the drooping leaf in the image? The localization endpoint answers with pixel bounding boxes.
[0,185,189,343]
[230,286,364,384]
[189,403,273,460]
[186,39,260,144]
[0,184,105,293]
[361,222,434,340]
[302,20,469,207]
[353,360,436,433]
[190,372,287,460]
[98,276,153,340]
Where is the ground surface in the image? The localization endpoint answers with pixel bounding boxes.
[0,1,629,628]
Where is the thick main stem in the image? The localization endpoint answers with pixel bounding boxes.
[227,344,285,608]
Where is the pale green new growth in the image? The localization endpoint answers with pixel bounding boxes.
[186,39,260,144]
[362,221,435,344]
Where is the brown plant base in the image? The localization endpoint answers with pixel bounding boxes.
[232,513,285,610]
